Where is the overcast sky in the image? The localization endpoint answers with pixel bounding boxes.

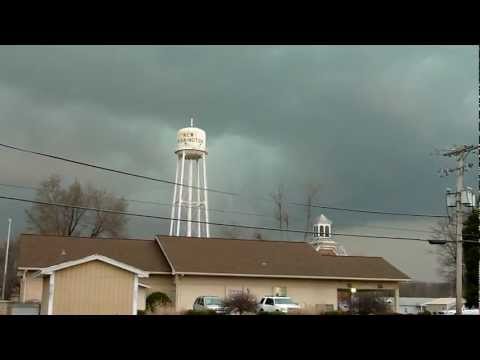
[0,45,477,282]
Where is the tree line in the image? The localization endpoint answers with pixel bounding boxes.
[431,209,479,308]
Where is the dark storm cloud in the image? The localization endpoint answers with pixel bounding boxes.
[0,45,476,281]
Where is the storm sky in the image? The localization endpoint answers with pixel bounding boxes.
[0,45,477,282]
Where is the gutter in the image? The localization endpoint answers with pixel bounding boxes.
[22,270,27,303]
[154,236,176,275]
[171,271,410,282]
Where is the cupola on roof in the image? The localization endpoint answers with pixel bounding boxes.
[313,214,332,224]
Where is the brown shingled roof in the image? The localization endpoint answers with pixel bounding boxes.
[17,234,172,273]
[156,236,410,281]
[17,234,410,281]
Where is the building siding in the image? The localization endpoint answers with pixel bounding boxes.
[137,287,146,311]
[175,275,400,312]
[52,260,135,315]
[20,271,43,303]
[424,304,450,313]
[139,275,176,304]
[40,276,49,315]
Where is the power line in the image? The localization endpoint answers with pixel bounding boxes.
[127,199,275,218]
[0,182,447,232]
[1,194,478,244]
[1,181,470,238]
[0,143,238,196]
[0,182,274,219]
[333,223,442,235]
[0,142,449,219]
[0,183,39,191]
[289,201,447,218]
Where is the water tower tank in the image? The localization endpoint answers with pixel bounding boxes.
[175,126,207,160]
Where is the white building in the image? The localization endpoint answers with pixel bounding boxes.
[399,297,434,314]
[399,297,471,315]
[421,298,466,314]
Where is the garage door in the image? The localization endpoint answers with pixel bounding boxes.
[9,303,40,315]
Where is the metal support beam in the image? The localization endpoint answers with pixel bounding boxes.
[187,160,193,236]
[169,156,180,236]
[176,151,186,236]
[196,159,201,237]
[202,154,210,238]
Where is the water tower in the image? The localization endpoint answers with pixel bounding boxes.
[169,118,210,237]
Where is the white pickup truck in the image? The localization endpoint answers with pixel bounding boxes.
[257,296,301,313]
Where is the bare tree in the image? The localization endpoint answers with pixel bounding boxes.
[270,184,289,239]
[303,184,321,240]
[25,174,128,238]
[429,219,457,294]
[283,209,289,239]
[400,281,452,298]
[26,175,88,236]
[85,186,128,238]
[356,290,394,315]
[223,292,258,315]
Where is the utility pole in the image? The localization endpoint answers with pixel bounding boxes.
[455,154,464,315]
[439,144,478,314]
[1,218,12,300]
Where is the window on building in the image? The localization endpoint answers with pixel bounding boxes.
[325,226,330,237]
[324,304,334,312]
[273,286,287,297]
[228,289,243,297]
[320,225,324,237]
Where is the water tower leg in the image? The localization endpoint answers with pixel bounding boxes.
[202,154,210,238]
[176,151,186,236]
[187,160,193,236]
[196,159,201,237]
[169,155,180,236]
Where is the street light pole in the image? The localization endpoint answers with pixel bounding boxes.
[350,287,356,314]
[1,218,12,300]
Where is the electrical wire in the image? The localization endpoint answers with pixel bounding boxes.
[0,183,39,191]
[1,194,478,244]
[0,182,465,235]
[0,182,274,218]
[0,142,449,219]
[289,201,447,218]
[0,143,237,196]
